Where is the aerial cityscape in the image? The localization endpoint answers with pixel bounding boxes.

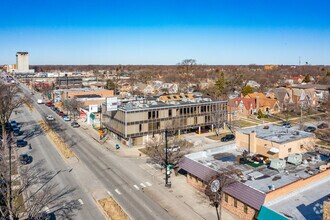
[0,1,329,220]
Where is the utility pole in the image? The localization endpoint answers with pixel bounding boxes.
[165,129,171,188]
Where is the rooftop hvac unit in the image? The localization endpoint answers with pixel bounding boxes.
[270,158,286,170]
[287,154,302,165]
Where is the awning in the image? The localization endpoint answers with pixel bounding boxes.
[269,147,280,153]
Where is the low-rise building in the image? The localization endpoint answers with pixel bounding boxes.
[245,92,281,114]
[179,145,330,220]
[228,97,257,120]
[102,94,227,146]
[235,125,315,159]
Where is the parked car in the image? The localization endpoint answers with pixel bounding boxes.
[317,123,329,129]
[221,134,236,142]
[19,154,32,165]
[16,139,28,147]
[50,106,56,111]
[46,115,55,121]
[45,102,53,107]
[164,145,181,153]
[282,122,292,128]
[13,127,23,136]
[63,116,71,121]
[58,111,64,117]
[304,126,316,132]
[71,122,80,128]
[37,99,43,104]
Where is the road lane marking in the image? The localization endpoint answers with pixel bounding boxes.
[115,189,122,195]
[140,183,146,188]
[107,190,112,196]
[78,199,84,205]
[133,185,140,190]
[146,182,152,186]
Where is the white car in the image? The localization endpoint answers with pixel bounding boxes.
[37,99,43,104]
[46,115,55,121]
[63,116,71,121]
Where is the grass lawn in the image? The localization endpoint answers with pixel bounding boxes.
[234,120,257,128]
[263,117,280,122]
[206,133,231,141]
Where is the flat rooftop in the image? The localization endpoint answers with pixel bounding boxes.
[118,96,226,111]
[184,145,329,193]
[237,124,315,144]
[266,177,330,220]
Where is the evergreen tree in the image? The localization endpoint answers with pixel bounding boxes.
[242,85,254,96]
[214,72,225,97]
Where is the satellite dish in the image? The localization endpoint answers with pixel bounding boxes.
[211,179,220,193]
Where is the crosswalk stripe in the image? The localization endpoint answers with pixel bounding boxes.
[107,190,112,196]
[115,189,122,195]
[133,185,140,190]
[140,183,146,188]
[146,182,152,186]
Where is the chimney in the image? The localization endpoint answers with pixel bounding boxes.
[249,131,257,153]
[256,96,260,110]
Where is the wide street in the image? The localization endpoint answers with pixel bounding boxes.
[19,83,174,219]
[12,101,106,219]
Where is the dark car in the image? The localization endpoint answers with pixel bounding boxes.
[50,106,56,111]
[45,102,53,107]
[19,154,32,165]
[221,134,235,142]
[58,111,64,117]
[71,122,80,128]
[317,123,329,129]
[282,122,292,128]
[17,139,28,147]
[13,127,23,136]
[304,126,316,132]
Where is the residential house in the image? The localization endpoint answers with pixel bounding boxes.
[228,97,257,120]
[285,75,305,85]
[245,92,280,114]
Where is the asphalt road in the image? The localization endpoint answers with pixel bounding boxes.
[19,84,173,219]
[12,103,105,219]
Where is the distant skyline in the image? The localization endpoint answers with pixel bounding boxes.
[1,0,329,65]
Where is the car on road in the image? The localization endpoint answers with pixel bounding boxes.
[45,102,53,107]
[19,154,32,165]
[63,116,71,121]
[37,99,43,104]
[221,134,236,142]
[282,122,292,128]
[304,126,316,132]
[16,139,28,147]
[71,122,80,128]
[317,123,329,129]
[57,111,64,116]
[46,115,55,121]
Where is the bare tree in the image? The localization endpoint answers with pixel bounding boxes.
[205,168,239,220]
[62,98,83,121]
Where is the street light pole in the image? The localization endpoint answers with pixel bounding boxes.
[165,129,169,187]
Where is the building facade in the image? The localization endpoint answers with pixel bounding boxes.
[16,52,29,73]
[102,95,227,146]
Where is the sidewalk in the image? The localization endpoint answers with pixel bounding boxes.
[78,120,239,220]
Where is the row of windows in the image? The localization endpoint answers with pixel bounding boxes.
[147,104,226,119]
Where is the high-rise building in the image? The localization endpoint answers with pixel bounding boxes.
[16,52,29,73]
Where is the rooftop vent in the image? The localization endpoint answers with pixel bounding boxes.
[270,158,286,170]
[287,154,302,165]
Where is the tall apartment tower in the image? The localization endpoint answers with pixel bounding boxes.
[16,52,29,73]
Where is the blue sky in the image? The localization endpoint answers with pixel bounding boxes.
[0,0,329,65]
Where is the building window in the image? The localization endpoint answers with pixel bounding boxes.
[139,124,142,132]
[288,148,292,153]
[225,194,228,203]
[156,111,159,118]
[194,117,198,124]
[148,112,151,119]
[152,111,156,119]
[234,199,237,208]
[169,109,172,117]
[244,204,248,214]
[300,145,304,149]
